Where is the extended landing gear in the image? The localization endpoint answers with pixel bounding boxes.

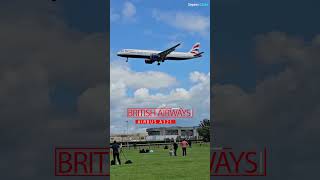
[157,62,160,65]
[126,57,128,62]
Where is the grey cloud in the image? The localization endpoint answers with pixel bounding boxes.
[255,31,306,64]
[212,32,320,179]
[0,0,108,179]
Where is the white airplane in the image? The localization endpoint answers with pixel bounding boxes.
[117,43,204,65]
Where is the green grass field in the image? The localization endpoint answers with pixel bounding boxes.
[110,143,209,180]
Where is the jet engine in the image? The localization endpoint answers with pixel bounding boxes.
[150,54,161,61]
[145,59,154,64]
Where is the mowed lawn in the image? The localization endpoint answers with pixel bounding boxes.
[111,143,209,180]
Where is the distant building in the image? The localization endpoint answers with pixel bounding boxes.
[146,126,200,141]
[110,133,147,142]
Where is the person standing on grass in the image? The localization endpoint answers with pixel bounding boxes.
[188,139,192,148]
[173,141,178,156]
[111,141,121,165]
[180,139,189,156]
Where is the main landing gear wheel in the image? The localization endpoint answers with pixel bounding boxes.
[126,58,128,62]
[157,62,160,65]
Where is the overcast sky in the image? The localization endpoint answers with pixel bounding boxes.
[212,0,320,179]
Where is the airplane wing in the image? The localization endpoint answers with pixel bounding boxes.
[158,43,181,59]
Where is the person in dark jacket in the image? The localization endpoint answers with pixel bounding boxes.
[173,141,178,156]
[188,139,192,148]
[111,141,121,165]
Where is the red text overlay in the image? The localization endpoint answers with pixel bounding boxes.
[127,108,193,118]
[211,147,267,176]
[135,119,176,124]
[54,147,109,176]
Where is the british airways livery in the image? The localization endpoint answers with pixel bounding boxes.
[117,43,204,65]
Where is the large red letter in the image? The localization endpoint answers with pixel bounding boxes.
[210,152,217,173]
[229,151,245,173]
[94,152,108,173]
[74,152,88,174]
[245,152,257,174]
[59,151,72,174]
[215,151,231,174]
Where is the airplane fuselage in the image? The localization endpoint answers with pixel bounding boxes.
[116,42,203,65]
[117,49,196,60]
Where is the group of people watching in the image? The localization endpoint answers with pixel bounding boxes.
[139,148,153,153]
[111,139,193,166]
[170,139,192,156]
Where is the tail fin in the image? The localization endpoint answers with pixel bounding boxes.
[189,42,201,55]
